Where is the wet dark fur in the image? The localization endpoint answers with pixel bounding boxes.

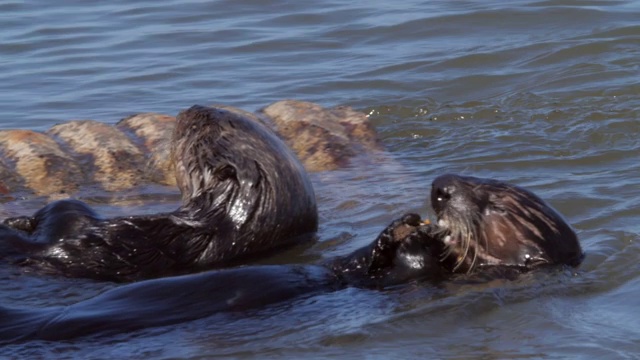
[0,106,318,281]
[0,213,443,342]
[328,213,445,287]
[429,174,584,273]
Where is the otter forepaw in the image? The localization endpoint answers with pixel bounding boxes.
[3,216,35,233]
[367,213,424,273]
[416,223,441,238]
[399,213,422,227]
[375,213,422,249]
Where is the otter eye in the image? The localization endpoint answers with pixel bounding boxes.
[488,194,508,214]
[215,165,236,181]
[435,188,450,203]
[489,202,508,214]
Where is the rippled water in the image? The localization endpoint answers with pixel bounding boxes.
[1,0,639,358]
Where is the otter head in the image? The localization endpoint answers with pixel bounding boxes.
[171,105,318,257]
[430,174,583,273]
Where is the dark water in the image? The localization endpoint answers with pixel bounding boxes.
[1,0,639,358]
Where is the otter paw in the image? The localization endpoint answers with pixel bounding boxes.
[388,213,423,243]
[400,213,422,227]
[3,216,35,233]
[376,213,420,249]
[416,223,441,238]
[366,214,420,273]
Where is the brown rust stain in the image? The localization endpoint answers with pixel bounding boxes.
[117,113,177,186]
[0,102,383,197]
[0,130,83,196]
[261,100,381,172]
[47,120,146,192]
[0,160,18,196]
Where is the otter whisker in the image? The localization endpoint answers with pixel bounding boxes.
[466,225,479,274]
[468,214,485,273]
[467,217,478,271]
[443,220,461,262]
[452,215,473,272]
[441,241,455,262]
[479,225,488,272]
[467,232,476,274]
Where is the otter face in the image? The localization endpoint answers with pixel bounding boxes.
[430,174,583,273]
[171,105,318,252]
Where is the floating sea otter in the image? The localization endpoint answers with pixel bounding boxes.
[0,105,318,281]
[0,213,444,342]
[0,173,583,342]
[429,174,584,274]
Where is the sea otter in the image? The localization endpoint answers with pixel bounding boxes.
[0,105,318,282]
[0,174,584,342]
[429,174,584,274]
[0,213,443,342]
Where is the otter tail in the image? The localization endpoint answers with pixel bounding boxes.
[35,264,337,341]
[0,306,56,344]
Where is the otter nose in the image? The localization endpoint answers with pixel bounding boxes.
[430,174,460,215]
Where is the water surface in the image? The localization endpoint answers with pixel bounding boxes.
[0,0,639,359]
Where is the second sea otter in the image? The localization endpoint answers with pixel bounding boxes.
[429,173,584,274]
[0,105,318,282]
